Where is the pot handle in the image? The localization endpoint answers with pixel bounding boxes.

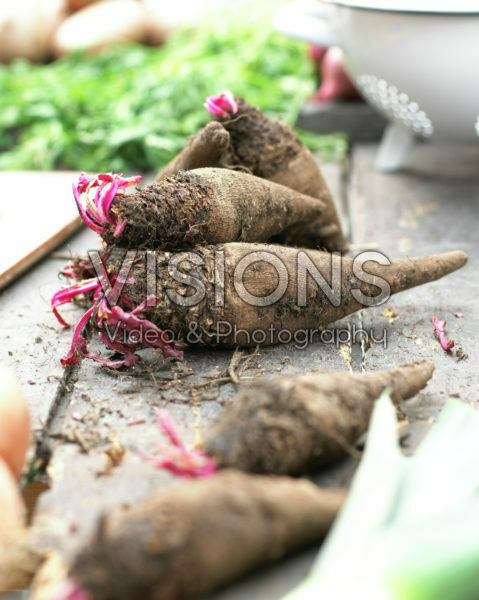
[273,1,338,47]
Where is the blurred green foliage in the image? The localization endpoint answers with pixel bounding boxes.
[0,7,346,173]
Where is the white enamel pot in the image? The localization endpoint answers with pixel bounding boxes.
[274,0,479,170]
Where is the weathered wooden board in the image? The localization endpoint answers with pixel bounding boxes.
[0,227,100,431]
[17,146,479,598]
[349,143,479,449]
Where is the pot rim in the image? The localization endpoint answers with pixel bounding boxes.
[328,0,479,14]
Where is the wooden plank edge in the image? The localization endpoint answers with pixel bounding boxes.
[0,217,83,292]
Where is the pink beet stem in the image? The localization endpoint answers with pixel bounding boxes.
[139,409,216,478]
[432,315,454,351]
[204,90,238,118]
[52,278,101,327]
[72,172,141,235]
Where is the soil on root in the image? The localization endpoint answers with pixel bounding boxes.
[103,172,214,250]
[203,361,434,475]
[202,378,361,475]
[73,470,343,600]
[214,98,302,179]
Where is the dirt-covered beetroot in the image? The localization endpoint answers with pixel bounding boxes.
[74,168,335,250]
[72,471,345,600]
[203,361,434,475]
[54,243,467,367]
[121,243,466,347]
[157,93,347,252]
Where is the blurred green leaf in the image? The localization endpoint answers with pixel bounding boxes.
[0,2,345,173]
[284,393,479,600]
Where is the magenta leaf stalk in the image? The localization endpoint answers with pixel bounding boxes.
[203,90,238,118]
[72,172,141,236]
[51,278,101,327]
[432,315,454,351]
[139,409,216,478]
[55,277,184,368]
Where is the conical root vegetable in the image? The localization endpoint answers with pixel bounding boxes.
[71,470,345,600]
[156,94,347,252]
[117,244,467,347]
[55,244,467,367]
[156,121,231,175]
[203,360,434,475]
[74,168,335,250]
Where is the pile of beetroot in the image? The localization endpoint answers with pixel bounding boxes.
[41,92,468,600]
[53,91,465,370]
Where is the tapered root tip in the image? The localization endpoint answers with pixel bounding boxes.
[387,359,435,401]
[397,359,435,381]
[420,250,468,277]
[438,250,468,271]
[410,250,468,279]
[386,250,468,294]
